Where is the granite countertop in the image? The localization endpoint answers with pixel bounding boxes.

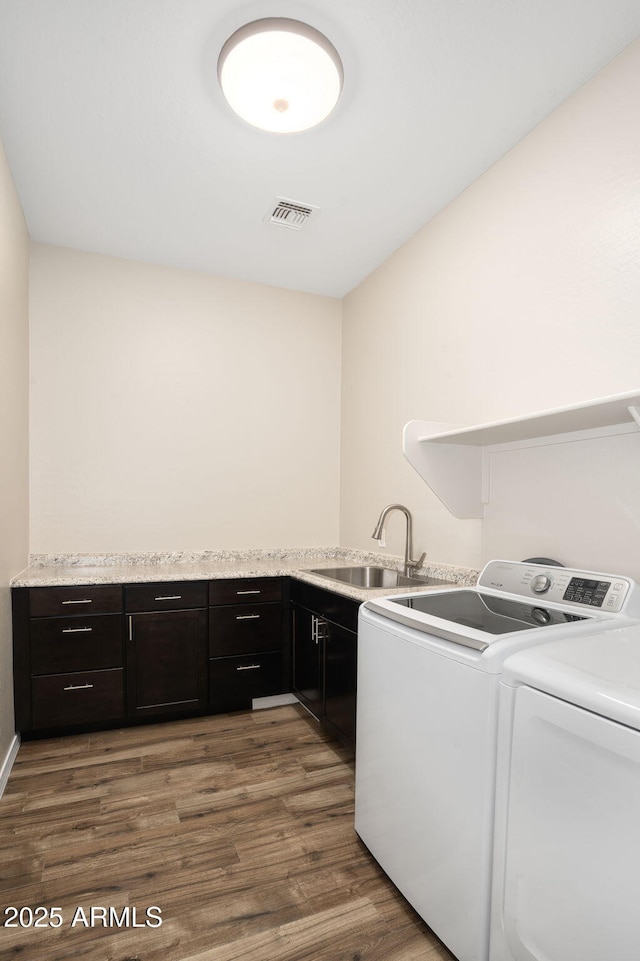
[12,548,479,602]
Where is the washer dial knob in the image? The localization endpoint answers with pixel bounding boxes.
[531,574,552,594]
[531,607,551,625]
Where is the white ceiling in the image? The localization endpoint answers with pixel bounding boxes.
[0,1,639,298]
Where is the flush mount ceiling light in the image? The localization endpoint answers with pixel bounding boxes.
[217,18,343,133]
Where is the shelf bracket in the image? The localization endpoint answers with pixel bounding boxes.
[628,406,640,430]
[403,420,484,518]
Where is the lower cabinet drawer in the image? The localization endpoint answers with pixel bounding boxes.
[30,614,123,675]
[31,669,124,729]
[28,585,123,618]
[209,578,282,606]
[209,603,282,657]
[125,581,208,613]
[209,652,282,711]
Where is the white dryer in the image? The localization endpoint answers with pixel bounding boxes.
[490,625,640,961]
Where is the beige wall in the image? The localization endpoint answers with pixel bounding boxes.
[341,39,640,571]
[29,246,342,553]
[0,137,29,765]
[22,38,640,574]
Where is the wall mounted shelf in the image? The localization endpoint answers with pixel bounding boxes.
[403,389,640,519]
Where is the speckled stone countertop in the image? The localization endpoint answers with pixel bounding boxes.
[12,548,479,602]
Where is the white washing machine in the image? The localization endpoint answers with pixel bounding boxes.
[355,561,640,961]
[490,624,640,961]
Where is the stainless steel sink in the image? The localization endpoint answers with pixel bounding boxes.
[306,566,451,590]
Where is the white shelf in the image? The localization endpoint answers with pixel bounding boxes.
[403,390,640,519]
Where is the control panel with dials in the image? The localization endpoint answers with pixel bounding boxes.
[478,560,632,613]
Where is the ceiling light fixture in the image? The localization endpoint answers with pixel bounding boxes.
[217,18,343,133]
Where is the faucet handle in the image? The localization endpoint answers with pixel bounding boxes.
[408,552,427,572]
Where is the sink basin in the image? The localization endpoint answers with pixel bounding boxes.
[306,566,450,590]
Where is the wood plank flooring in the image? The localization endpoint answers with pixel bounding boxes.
[0,704,455,961]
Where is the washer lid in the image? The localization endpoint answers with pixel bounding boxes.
[390,590,587,634]
[364,587,601,655]
[503,625,640,731]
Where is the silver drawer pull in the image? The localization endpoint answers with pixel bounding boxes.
[236,590,261,595]
[62,599,93,605]
[62,626,93,634]
[236,614,261,621]
[154,595,182,601]
[236,664,261,671]
[63,683,94,691]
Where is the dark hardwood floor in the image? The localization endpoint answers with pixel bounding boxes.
[0,704,455,961]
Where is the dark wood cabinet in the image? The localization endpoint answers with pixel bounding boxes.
[13,579,210,734]
[125,580,208,613]
[209,577,283,606]
[324,620,357,746]
[31,669,124,729]
[290,580,358,749]
[291,604,324,718]
[29,613,123,675]
[12,572,302,737]
[12,584,126,732]
[124,583,208,718]
[27,584,122,618]
[209,651,283,712]
[209,577,288,713]
[209,602,282,658]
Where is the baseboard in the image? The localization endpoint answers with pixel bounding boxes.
[0,734,20,800]
[252,693,299,710]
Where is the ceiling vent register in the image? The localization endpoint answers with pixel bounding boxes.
[267,198,317,230]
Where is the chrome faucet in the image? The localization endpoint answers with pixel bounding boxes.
[371,504,426,577]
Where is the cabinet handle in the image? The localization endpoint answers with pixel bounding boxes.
[236,664,261,671]
[62,626,93,634]
[235,614,260,621]
[154,594,182,601]
[128,615,133,642]
[62,598,93,605]
[63,683,94,691]
[236,590,261,595]
[312,616,327,643]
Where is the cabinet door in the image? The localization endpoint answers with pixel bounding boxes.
[126,609,207,717]
[324,622,357,747]
[292,604,323,719]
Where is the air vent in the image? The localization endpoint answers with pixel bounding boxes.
[266,197,318,230]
